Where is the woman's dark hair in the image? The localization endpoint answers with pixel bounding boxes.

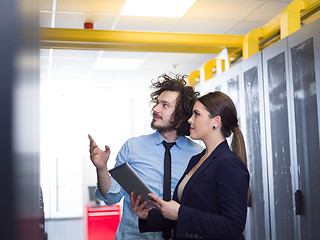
[197,91,247,166]
[150,74,199,136]
[198,91,251,205]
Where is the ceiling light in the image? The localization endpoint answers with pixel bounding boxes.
[121,0,197,18]
[94,58,144,70]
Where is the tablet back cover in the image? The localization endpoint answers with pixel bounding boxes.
[109,163,153,208]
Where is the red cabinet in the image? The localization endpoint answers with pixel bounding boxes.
[86,205,121,240]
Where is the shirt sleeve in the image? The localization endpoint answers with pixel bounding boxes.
[94,139,131,205]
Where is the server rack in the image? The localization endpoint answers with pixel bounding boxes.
[197,18,320,240]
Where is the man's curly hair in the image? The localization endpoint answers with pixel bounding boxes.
[150,73,199,136]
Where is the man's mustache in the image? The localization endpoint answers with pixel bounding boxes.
[153,114,162,119]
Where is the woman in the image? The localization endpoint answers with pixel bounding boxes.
[131,91,249,240]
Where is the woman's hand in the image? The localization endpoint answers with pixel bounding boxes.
[130,192,152,220]
[149,193,180,221]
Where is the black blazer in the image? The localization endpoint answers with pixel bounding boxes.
[139,140,249,240]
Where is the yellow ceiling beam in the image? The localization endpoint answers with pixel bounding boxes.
[39,0,320,58]
[189,0,320,84]
[261,15,281,41]
[280,0,304,39]
[188,70,200,87]
[39,28,244,53]
[242,0,320,59]
[261,0,320,41]
[279,0,320,39]
[242,28,263,60]
[40,42,226,54]
[200,59,217,82]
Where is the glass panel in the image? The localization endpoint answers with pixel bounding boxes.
[291,37,320,239]
[267,52,294,239]
[243,67,265,240]
[227,76,240,113]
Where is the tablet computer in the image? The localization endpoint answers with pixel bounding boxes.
[109,162,154,208]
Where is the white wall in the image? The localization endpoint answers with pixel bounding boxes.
[40,80,153,219]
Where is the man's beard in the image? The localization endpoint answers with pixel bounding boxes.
[151,119,176,133]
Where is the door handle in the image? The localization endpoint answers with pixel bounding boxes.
[294,190,303,215]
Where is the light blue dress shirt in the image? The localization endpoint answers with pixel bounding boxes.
[95,131,203,240]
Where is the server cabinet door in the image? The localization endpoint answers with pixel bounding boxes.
[241,52,269,240]
[287,18,320,240]
[263,38,296,240]
[204,63,241,113]
[214,63,242,145]
[225,63,241,115]
[222,63,243,147]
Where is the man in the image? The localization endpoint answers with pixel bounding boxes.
[89,74,203,239]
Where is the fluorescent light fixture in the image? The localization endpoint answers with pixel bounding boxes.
[121,0,197,18]
[94,58,144,70]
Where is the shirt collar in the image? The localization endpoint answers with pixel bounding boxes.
[154,131,185,149]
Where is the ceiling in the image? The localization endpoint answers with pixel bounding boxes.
[39,0,293,88]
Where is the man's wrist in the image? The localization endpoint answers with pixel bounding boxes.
[96,166,108,173]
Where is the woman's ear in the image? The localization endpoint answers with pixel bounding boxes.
[213,115,222,128]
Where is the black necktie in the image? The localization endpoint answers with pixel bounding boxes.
[162,141,175,240]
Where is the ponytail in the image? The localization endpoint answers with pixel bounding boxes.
[231,126,247,166]
[231,126,251,206]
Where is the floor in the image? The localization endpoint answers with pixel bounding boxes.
[45,218,85,240]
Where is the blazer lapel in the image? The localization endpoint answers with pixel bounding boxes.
[173,150,205,202]
[178,140,229,204]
